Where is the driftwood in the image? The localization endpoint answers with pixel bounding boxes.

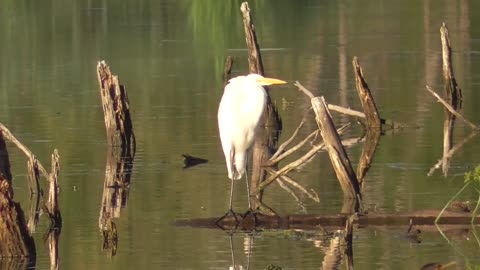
[27,157,40,195]
[240,2,282,209]
[0,123,49,180]
[97,61,136,256]
[96,61,136,154]
[176,209,480,231]
[426,85,477,130]
[45,227,60,270]
[440,23,462,109]
[352,58,381,186]
[0,130,36,261]
[223,56,234,86]
[240,2,264,75]
[45,150,61,228]
[98,145,134,230]
[0,131,13,197]
[428,131,479,176]
[26,193,40,234]
[294,82,402,129]
[311,97,361,212]
[352,57,381,128]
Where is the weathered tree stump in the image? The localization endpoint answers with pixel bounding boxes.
[311,97,361,212]
[352,57,381,186]
[96,61,136,156]
[440,23,462,109]
[0,131,36,261]
[45,150,61,228]
[240,2,282,210]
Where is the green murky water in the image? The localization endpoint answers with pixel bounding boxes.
[1,1,480,269]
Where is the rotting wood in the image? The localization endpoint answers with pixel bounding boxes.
[223,56,234,86]
[0,131,36,260]
[239,2,282,209]
[240,2,264,75]
[98,146,134,231]
[96,61,136,155]
[311,97,361,203]
[352,57,381,186]
[27,157,40,195]
[254,124,350,195]
[294,81,403,129]
[102,218,118,257]
[425,85,477,129]
[176,209,480,231]
[45,149,61,228]
[352,57,381,128]
[269,120,305,162]
[428,130,479,176]
[356,127,380,186]
[0,130,13,197]
[0,123,49,179]
[45,227,60,270]
[0,190,36,259]
[27,193,40,234]
[440,23,462,108]
[442,111,455,176]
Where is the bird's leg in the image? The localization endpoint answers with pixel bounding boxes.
[243,162,258,227]
[216,179,239,226]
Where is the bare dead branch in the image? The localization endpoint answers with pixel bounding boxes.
[270,120,305,161]
[267,129,318,166]
[426,85,477,129]
[0,123,49,178]
[428,130,480,176]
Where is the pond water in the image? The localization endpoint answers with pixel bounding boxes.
[1,0,480,269]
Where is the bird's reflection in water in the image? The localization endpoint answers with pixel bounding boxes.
[228,233,253,270]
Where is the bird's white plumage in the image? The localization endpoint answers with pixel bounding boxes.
[218,74,267,180]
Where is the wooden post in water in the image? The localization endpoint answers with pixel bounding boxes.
[440,23,461,176]
[311,97,361,212]
[27,157,40,195]
[96,61,135,256]
[96,61,136,155]
[352,57,381,186]
[240,2,282,209]
[45,149,61,228]
[440,23,462,108]
[0,131,36,262]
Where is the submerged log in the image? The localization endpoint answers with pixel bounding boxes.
[176,210,480,231]
[96,61,136,155]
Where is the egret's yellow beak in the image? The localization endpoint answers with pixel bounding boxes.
[256,77,287,86]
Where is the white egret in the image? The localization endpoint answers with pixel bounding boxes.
[217,73,286,221]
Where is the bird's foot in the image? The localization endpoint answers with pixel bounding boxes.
[215,209,240,227]
[242,208,259,227]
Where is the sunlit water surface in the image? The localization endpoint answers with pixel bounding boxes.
[1,0,480,269]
